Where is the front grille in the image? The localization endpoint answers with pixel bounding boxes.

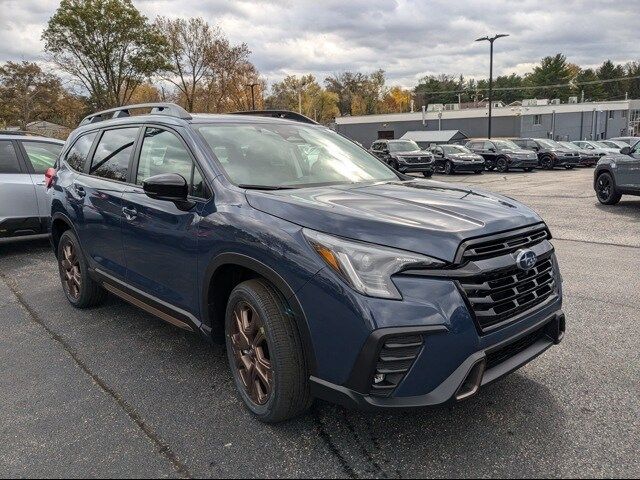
[459,257,556,332]
[369,334,423,397]
[461,227,548,261]
[404,156,432,164]
[486,324,549,370]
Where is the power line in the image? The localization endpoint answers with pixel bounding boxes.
[416,74,640,96]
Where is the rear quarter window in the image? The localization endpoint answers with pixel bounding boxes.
[0,141,20,174]
[65,132,98,171]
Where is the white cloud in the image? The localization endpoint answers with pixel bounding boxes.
[1,0,638,89]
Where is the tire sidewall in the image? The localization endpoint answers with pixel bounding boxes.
[224,285,282,418]
[57,230,90,306]
[497,157,508,172]
[596,172,619,204]
[444,161,453,175]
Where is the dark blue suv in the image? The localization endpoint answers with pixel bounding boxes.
[48,103,565,422]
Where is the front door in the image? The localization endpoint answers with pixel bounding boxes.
[121,126,209,315]
[75,127,140,278]
[617,142,640,189]
[0,140,40,238]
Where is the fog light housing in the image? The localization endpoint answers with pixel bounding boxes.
[373,373,385,384]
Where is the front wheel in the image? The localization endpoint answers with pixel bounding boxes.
[595,172,622,205]
[444,160,454,175]
[57,230,106,308]
[422,171,432,178]
[524,167,534,172]
[496,157,509,173]
[541,156,554,170]
[565,165,575,170]
[225,279,311,423]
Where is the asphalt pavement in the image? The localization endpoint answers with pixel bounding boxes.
[1,167,638,478]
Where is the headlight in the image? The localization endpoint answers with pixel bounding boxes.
[303,229,445,299]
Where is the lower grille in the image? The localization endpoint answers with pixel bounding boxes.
[460,257,557,332]
[369,334,423,397]
[486,325,549,370]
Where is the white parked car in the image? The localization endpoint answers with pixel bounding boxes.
[571,140,620,157]
[0,133,64,242]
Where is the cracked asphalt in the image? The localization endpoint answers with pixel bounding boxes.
[1,167,639,478]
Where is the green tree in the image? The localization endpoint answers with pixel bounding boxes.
[525,54,575,99]
[623,61,640,100]
[324,70,386,115]
[266,74,338,123]
[42,0,169,109]
[573,68,604,101]
[414,74,463,106]
[596,60,626,100]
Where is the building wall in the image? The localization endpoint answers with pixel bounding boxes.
[336,105,632,146]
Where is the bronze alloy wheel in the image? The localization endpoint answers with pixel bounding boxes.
[230,301,273,405]
[61,242,81,299]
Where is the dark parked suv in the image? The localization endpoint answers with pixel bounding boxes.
[48,103,565,422]
[465,139,538,172]
[430,144,485,175]
[370,139,434,177]
[594,142,640,204]
[510,138,582,170]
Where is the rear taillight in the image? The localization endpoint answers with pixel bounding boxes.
[44,168,57,189]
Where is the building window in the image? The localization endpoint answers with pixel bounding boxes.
[622,110,627,118]
[608,110,614,119]
[533,114,542,125]
[377,130,394,139]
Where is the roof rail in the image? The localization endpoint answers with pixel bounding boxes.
[0,130,37,136]
[80,102,192,126]
[230,110,319,125]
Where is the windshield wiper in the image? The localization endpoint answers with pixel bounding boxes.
[238,184,297,190]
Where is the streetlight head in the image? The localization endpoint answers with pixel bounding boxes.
[475,36,489,42]
[494,33,510,40]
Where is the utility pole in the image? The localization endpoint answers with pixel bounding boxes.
[475,33,509,138]
[245,83,259,110]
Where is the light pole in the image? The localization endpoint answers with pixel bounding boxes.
[475,34,509,138]
[245,82,260,110]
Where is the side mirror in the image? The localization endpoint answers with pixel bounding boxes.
[488,147,496,152]
[620,146,631,155]
[143,173,193,209]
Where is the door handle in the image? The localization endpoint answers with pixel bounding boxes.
[122,206,138,221]
[74,184,86,198]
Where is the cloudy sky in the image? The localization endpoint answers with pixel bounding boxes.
[0,0,638,88]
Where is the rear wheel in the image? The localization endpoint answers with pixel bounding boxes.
[524,167,534,172]
[474,170,483,174]
[444,160,454,175]
[225,279,311,423]
[496,157,509,173]
[57,230,106,308]
[565,165,575,170]
[595,172,622,205]
[422,171,432,178]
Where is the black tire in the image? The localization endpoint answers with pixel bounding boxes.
[443,160,453,175]
[422,171,432,178]
[496,157,509,173]
[57,230,106,308]
[474,170,483,174]
[486,165,495,171]
[225,279,311,423]
[565,165,575,170]
[595,172,622,205]
[541,156,554,170]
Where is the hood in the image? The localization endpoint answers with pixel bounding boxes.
[501,148,535,156]
[246,180,543,262]
[450,152,483,160]
[393,150,430,156]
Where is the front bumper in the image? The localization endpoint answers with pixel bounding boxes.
[579,156,599,167]
[398,163,435,174]
[554,156,582,167]
[451,160,486,171]
[508,158,539,169]
[311,311,565,410]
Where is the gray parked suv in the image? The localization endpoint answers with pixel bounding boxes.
[0,133,64,241]
[594,142,640,204]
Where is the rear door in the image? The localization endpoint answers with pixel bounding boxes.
[74,126,140,278]
[121,126,209,314]
[17,140,64,218]
[0,139,41,238]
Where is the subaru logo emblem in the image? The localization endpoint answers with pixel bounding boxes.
[515,249,537,271]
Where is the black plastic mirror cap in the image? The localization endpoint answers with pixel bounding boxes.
[143,173,189,201]
[620,146,631,155]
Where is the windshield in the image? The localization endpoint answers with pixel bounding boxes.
[493,140,521,150]
[537,139,563,149]
[388,140,421,152]
[442,145,472,154]
[560,142,580,150]
[196,123,398,188]
[593,141,612,149]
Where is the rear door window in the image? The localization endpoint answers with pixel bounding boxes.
[21,141,63,174]
[66,132,98,171]
[0,141,20,173]
[90,127,139,182]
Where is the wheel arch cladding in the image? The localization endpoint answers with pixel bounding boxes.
[201,253,318,376]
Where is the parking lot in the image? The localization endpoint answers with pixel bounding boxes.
[1,167,639,478]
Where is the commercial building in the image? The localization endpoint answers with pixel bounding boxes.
[335,99,640,147]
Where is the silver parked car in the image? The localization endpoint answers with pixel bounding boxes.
[571,140,620,157]
[0,133,64,242]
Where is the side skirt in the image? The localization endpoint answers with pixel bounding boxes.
[92,268,202,334]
